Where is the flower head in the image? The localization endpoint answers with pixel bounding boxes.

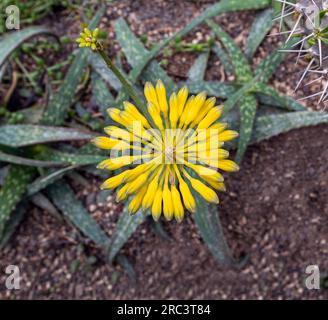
[93,80,239,222]
[76,27,100,51]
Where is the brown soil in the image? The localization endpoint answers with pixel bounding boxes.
[1,0,328,300]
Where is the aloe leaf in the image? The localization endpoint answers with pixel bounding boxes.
[212,44,234,76]
[0,26,57,67]
[108,202,146,262]
[257,93,306,111]
[41,7,105,125]
[185,81,236,99]
[122,0,270,83]
[253,83,306,111]
[27,165,78,196]
[223,80,258,116]
[235,94,257,164]
[254,41,295,83]
[0,202,27,249]
[91,71,115,117]
[47,180,110,248]
[35,148,106,165]
[0,165,34,238]
[0,150,66,167]
[114,17,175,93]
[245,8,274,59]
[89,55,122,92]
[30,192,62,220]
[253,111,328,143]
[193,195,240,266]
[206,19,253,83]
[187,51,209,82]
[116,255,137,285]
[0,125,95,147]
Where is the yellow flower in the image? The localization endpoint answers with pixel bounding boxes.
[76,27,99,51]
[94,80,239,221]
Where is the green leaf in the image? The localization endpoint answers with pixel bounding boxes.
[185,81,236,99]
[223,80,258,116]
[187,51,209,82]
[245,8,274,59]
[0,150,66,168]
[254,41,294,83]
[253,83,306,111]
[206,19,253,83]
[91,71,115,117]
[108,202,146,262]
[47,180,110,248]
[41,7,105,125]
[114,17,175,93]
[0,125,95,147]
[252,111,328,143]
[235,94,257,164]
[0,165,34,238]
[0,202,27,250]
[193,196,240,266]
[122,0,270,84]
[0,26,57,67]
[35,148,106,165]
[27,165,78,196]
[30,192,62,220]
[212,44,234,76]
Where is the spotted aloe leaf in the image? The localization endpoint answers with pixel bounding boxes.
[47,180,110,249]
[185,81,236,99]
[41,6,105,125]
[114,17,175,93]
[193,192,242,267]
[212,44,234,76]
[0,150,66,168]
[0,165,35,239]
[108,201,146,263]
[0,26,57,67]
[252,111,328,143]
[245,8,274,59]
[206,19,253,83]
[34,148,106,165]
[235,94,258,164]
[91,71,116,117]
[254,41,295,83]
[0,125,95,147]
[253,83,306,111]
[187,51,210,82]
[27,165,78,197]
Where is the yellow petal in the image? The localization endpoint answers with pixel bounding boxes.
[128,185,148,215]
[169,92,179,129]
[197,106,224,129]
[171,185,184,222]
[218,160,240,172]
[100,171,128,189]
[218,130,239,142]
[123,101,150,128]
[163,185,174,221]
[193,97,216,125]
[177,86,188,117]
[185,91,207,125]
[190,178,219,204]
[151,189,163,220]
[148,102,164,131]
[107,108,129,127]
[144,82,160,111]
[126,172,149,194]
[179,178,196,213]
[156,80,169,116]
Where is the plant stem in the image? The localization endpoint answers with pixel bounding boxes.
[98,50,146,114]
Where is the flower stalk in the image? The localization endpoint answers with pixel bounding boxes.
[76,27,148,117]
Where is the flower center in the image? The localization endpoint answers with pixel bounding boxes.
[164,145,174,163]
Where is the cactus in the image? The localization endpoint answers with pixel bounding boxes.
[276,0,328,105]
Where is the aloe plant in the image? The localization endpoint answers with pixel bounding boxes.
[1,1,328,282]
